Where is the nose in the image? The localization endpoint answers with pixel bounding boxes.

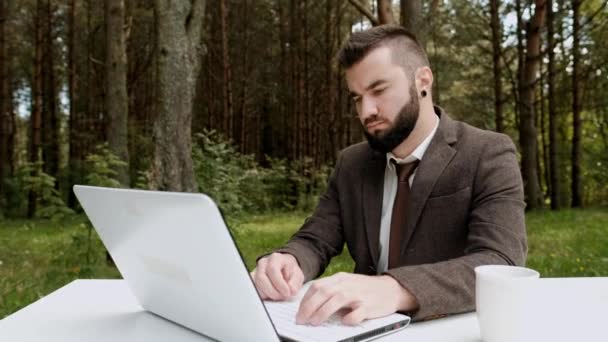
[358,96,378,121]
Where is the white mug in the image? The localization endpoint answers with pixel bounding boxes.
[475,265,540,342]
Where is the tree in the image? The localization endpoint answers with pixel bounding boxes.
[546,0,561,209]
[348,0,396,25]
[219,0,233,139]
[401,0,422,36]
[518,0,546,210]
[28,0,45,217]
[0,0,16,203]
[41,0,60,181]
[105,0,130,186]
[490,0,504,133]
[377,0,395,24]
[67,0,81,206]
[348,0,379,26]
[151,0,205,192]
[571,0,582,207]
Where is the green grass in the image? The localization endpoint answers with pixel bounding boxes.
[525,209,608,277]
[1,208,607,319]
[230,212,354,276]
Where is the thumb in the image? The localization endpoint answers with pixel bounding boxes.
[284,266,304,296]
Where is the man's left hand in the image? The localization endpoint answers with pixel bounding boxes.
[295,272,419,326]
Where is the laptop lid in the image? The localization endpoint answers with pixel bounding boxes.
[73,185,410,342]
[73,185,280,342]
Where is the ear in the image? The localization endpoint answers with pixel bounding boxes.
[414,66,433,95]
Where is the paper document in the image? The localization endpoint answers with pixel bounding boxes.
[263,283,410,342]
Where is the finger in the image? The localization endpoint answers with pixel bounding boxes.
[284,266,304,296]
[254,261,283,301]
[266,262,291,298]
[298,274,341,306]
[296,283,334,324]
[342,307,366,326]
[256,272,284,300]
[308,292,353,326]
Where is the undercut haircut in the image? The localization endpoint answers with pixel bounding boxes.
[337,25,430,78]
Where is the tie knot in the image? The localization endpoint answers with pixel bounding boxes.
[394,160,419,183]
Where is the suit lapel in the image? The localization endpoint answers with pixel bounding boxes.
[362,151,386,267]
[402,109,458,253]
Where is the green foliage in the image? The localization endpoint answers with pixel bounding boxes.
[1,176,26,218]
[133,170,152,190]
[193,129,331,217]
[84,143,128,188]
[13,161,74,221]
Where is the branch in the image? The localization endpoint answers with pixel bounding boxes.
[347,0,379,26]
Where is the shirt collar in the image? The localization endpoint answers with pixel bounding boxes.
[386,115,440,166]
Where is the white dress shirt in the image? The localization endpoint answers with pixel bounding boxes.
[377,116,440,273]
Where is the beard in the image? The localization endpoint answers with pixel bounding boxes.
[363,85,420,154]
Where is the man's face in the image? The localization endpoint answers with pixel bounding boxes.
[345,46,419,153]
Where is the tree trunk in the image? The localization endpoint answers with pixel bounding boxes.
[67,0,90,207]
[278,0,289,159]
[0,0,8,198]
[0,0,15,203]
[237,0,250,153]
[515,0,524,125]
[490,0,504,133]
[325,0,337,164]
[518,0,546,210]
[428,0,439,102]
[29,0,45,217]
[571,0,583,207]
[401,0,421,36]
[42,0,59,180]
[67,0,77,206]
[348,0,379,26]
[151,0,205,192]
[547,0,561,209]
[105,0,130,186]
[219,0,233,139]
[377,0,395,25]
[538,73,547,198]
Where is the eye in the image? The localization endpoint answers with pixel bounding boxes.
[352,95,361,104]
[373,87,386,96]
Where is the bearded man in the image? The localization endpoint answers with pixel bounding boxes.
[252,25,527,325]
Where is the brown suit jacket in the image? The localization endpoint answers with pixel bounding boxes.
[273,107,527,320]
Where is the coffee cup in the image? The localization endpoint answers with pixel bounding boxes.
[475,265,540,342]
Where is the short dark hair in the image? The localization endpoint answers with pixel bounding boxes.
[337,25,429,77]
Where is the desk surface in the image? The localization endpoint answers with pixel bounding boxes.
[1,278,607,342]
[0,280,480,342]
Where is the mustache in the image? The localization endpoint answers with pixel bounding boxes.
[363,115,383,126]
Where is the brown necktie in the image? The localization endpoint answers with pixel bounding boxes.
[388,160,420,269]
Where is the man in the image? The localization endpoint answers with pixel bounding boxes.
[252,25,526,326]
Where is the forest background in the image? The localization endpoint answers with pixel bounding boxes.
[1,0,607,319]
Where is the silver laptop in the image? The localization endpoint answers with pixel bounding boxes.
[73,185,410,342]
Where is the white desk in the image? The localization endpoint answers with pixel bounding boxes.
[1,278,606,342]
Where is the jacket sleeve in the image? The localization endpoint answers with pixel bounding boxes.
[385,134,528,321]
[261,152,347,281]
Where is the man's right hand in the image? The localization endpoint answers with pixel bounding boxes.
[251,252,305,301]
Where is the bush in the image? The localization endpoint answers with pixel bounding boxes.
[84,143,128,188]
[192,129,332,216]
[13,161,74,221]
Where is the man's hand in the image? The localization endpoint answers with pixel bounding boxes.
[251,253,305,301]
[295,272,418,326]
